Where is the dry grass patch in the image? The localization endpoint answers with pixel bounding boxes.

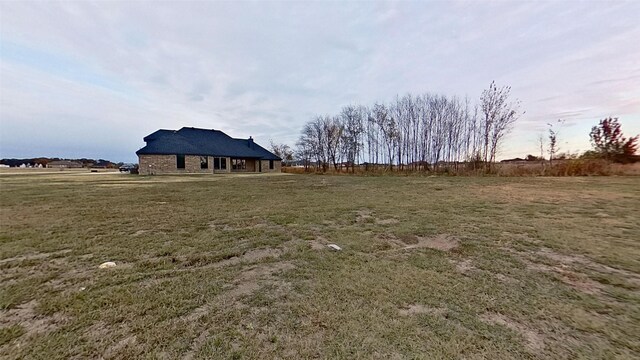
[451,258,475,274]
[480,313,545,353]
[212,248,283,268]
[0,249,71,265]
[1,172,638,358]
[398,304,447,317]
[0,300,68,343]
[379,233,460,252]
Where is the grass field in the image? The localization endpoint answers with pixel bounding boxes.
[1,171,639,359]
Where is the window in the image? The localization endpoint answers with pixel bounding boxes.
[269,160,274,170]
[231,158,246,170]
[213,157,226,170]
[176,154,185,169]
[200,156,208,169]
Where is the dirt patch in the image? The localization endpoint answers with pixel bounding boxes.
[44,268,95,293]
[181,304,212,323]
[183,329,210,360]
[0,249,72,265]
[309,238,327,250]
[213,248,282,268]
[208,222,234,231]
[553,267,603,295]
[501,231,541,245]
[536,248,640,286]
[480,313,544,353]
[398,234,419,245]
[514,247,640,292]
[596,264,640,287]
[209,218,279,232]
[494,273,519,284]
[523,259,603,295]
[355,209,374,223]
[399,304,446,316]
[236,262,295,284]
[378,233,460,252]
[312,178,329,187]
[374,234,408,250]
[182,261,295,322]
[407,234,459,251]
[103,334,137,359]
[536,248,583,264]
[0,300,67,341]
[451,259,475,274]
[85,320,111,341]
[180,261,295,356]
[376,218,399,225]
[97,183,153,188]
[232,262,295,299]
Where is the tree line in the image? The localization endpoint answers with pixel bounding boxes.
[290,82,522,172]
[0,157,123,168]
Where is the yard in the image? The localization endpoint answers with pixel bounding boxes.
[1,171,639,359]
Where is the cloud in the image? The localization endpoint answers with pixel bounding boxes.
[0,1,639,162]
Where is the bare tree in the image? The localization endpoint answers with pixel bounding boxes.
[295,85,523,174]
[372,103,398,170]
[339,105,364,172]
[480,81,523,169]
[294,138,313,171]
[322,116,343,171]
[270,141,293,166]
[547,119,564,166]
[537,133,546,167]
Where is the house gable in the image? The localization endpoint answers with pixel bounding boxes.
[136,127,281,175]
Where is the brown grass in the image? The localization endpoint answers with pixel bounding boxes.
[1,172,639,358]
[283,160,640,176]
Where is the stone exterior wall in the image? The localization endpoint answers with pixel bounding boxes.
[139,154,212,175]
[138,155,280,175]
[184,155,211,173]
[259,160,281,173]
[138,154,176,175]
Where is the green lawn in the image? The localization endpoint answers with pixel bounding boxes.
[1,171,639,359]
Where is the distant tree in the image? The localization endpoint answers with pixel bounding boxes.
[589,117,638,162]
[339,105,364,173]
[547,119,564,166]
[548,127,557,166]
[294,139,313,171]
[479,81,523,168]
[555,152,578,160]
[372,103,398,170]
[537,133,545,162]
[580,150,600,159]
[270,141,294,166]
[325,116,344,171]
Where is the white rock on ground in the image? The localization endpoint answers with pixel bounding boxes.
[327,244,342,251]
[98,261,117,269]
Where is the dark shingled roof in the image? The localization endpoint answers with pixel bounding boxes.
[136,127,281,160]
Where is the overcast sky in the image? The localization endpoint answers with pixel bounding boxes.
[1,1,639,162]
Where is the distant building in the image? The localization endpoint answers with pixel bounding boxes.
[46,160,83,168]
[136,127,281,175]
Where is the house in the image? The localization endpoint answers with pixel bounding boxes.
[46,160,83,168]
[136,127,282,175]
